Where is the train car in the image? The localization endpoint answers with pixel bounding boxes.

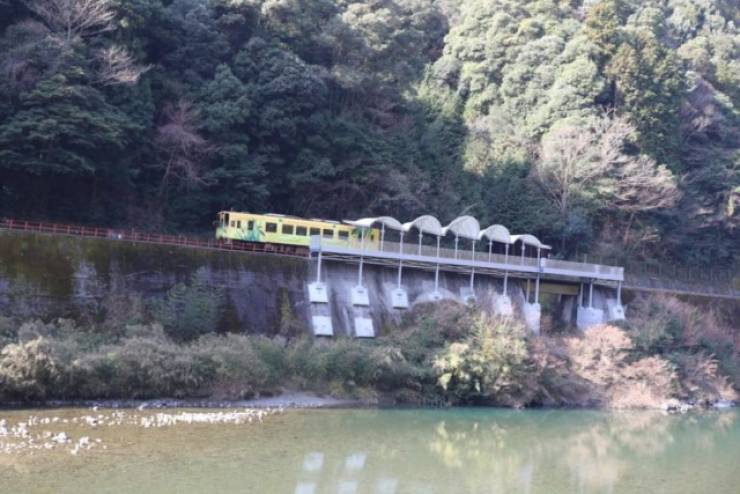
[215,211,381,250]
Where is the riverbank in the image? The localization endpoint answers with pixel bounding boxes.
[1,295,737,410]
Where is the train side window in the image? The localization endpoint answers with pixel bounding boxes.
[247,220,254,230]
[310,228,320,236]
[338,231,349,240]
[236,220,241,229]
[225,213,230,225]
[296,226,307,236]
[322,229,333,239]
[266,222,277,233]
[282,224,294,235]
[230,221,235,227]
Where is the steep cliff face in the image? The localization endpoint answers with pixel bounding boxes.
[1,230,601,335]
[0,231,310,334]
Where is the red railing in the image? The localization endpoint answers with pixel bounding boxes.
[0,218,309,257]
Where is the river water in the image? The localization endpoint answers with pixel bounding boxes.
[1,407,738,493]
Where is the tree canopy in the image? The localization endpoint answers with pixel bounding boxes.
[0,0,737,264]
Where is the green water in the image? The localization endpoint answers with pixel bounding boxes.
[1,408,739,493]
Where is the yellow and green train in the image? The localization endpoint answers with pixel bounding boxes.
[216,211,380,252]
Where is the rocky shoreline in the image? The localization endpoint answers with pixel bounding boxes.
[0,392,365,411]
[1,392,735,413]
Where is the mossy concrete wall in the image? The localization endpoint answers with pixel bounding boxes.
[0,231,604,335]
[0,231,308,334]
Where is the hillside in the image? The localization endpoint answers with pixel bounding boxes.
[0,0,737,264]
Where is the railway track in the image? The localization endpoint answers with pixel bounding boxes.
[0,218,309,258]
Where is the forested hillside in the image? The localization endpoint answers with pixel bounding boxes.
[0,0,737,264]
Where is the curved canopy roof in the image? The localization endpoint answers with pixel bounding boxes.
[402,215,444,236]
[510,234,551,250]
[442,216,480,240]
[478,224,512,244]
[341,214,553,251]
[344,216,403,231]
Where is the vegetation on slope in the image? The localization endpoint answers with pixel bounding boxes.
[0,292,736,407]
[0,0,737,264]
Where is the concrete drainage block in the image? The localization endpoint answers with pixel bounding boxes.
[351,285,370,306]
[522,302,541,334]
[459,287,476,303]
[493,295,513,317]
[308,282,329,303]
[311,315,333,336]
[390,287,409,309]
[354,317,375,338]
[606,299,626,321]
[577,306,605,330]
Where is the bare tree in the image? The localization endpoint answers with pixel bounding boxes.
[535,122,603,219]
[96,46,150,86]
[534,113,680,245]
[154,100,214,196]
[24,0,115,47]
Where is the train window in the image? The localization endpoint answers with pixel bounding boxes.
[310,228,320,236]
[296,226,307,236]
[230,221,235,227]
[236,220,241,229]
[338,231,349,240]
[247,220,254,230]
[322,229,333,239]
[266,222,277,233]
[225,213,230,225]
[282,224,294,235]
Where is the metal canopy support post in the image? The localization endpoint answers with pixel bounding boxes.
[589,281,594,308]
[521,244,525,265]
[526,279,531,304]
[503,243,509,295]
[397,231,404,287]
[535,247,541,304]
[357,229,365,286]
[469,240,476,290]
[617,281,622,305]
[579,283,584,307]
[454,235,459,259]
[434,236,441,292]
[380,224,385,252]
[316,248,322,283]
[488,240,493,262]
[418,231,423,256]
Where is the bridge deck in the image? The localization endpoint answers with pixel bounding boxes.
[309,237,623,286]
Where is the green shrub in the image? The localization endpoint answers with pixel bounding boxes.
[0,337,61,401]
[151,269,224,342]
[433,315,530,406]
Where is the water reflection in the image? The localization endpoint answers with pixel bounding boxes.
[1,408,737,494]
[286,409,737,494]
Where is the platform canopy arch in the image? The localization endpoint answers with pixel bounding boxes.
[442,215,480,239]
[510,233,551,250]
[478,224,511,244]
[344,216,403,231]
[402,215,444,236]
